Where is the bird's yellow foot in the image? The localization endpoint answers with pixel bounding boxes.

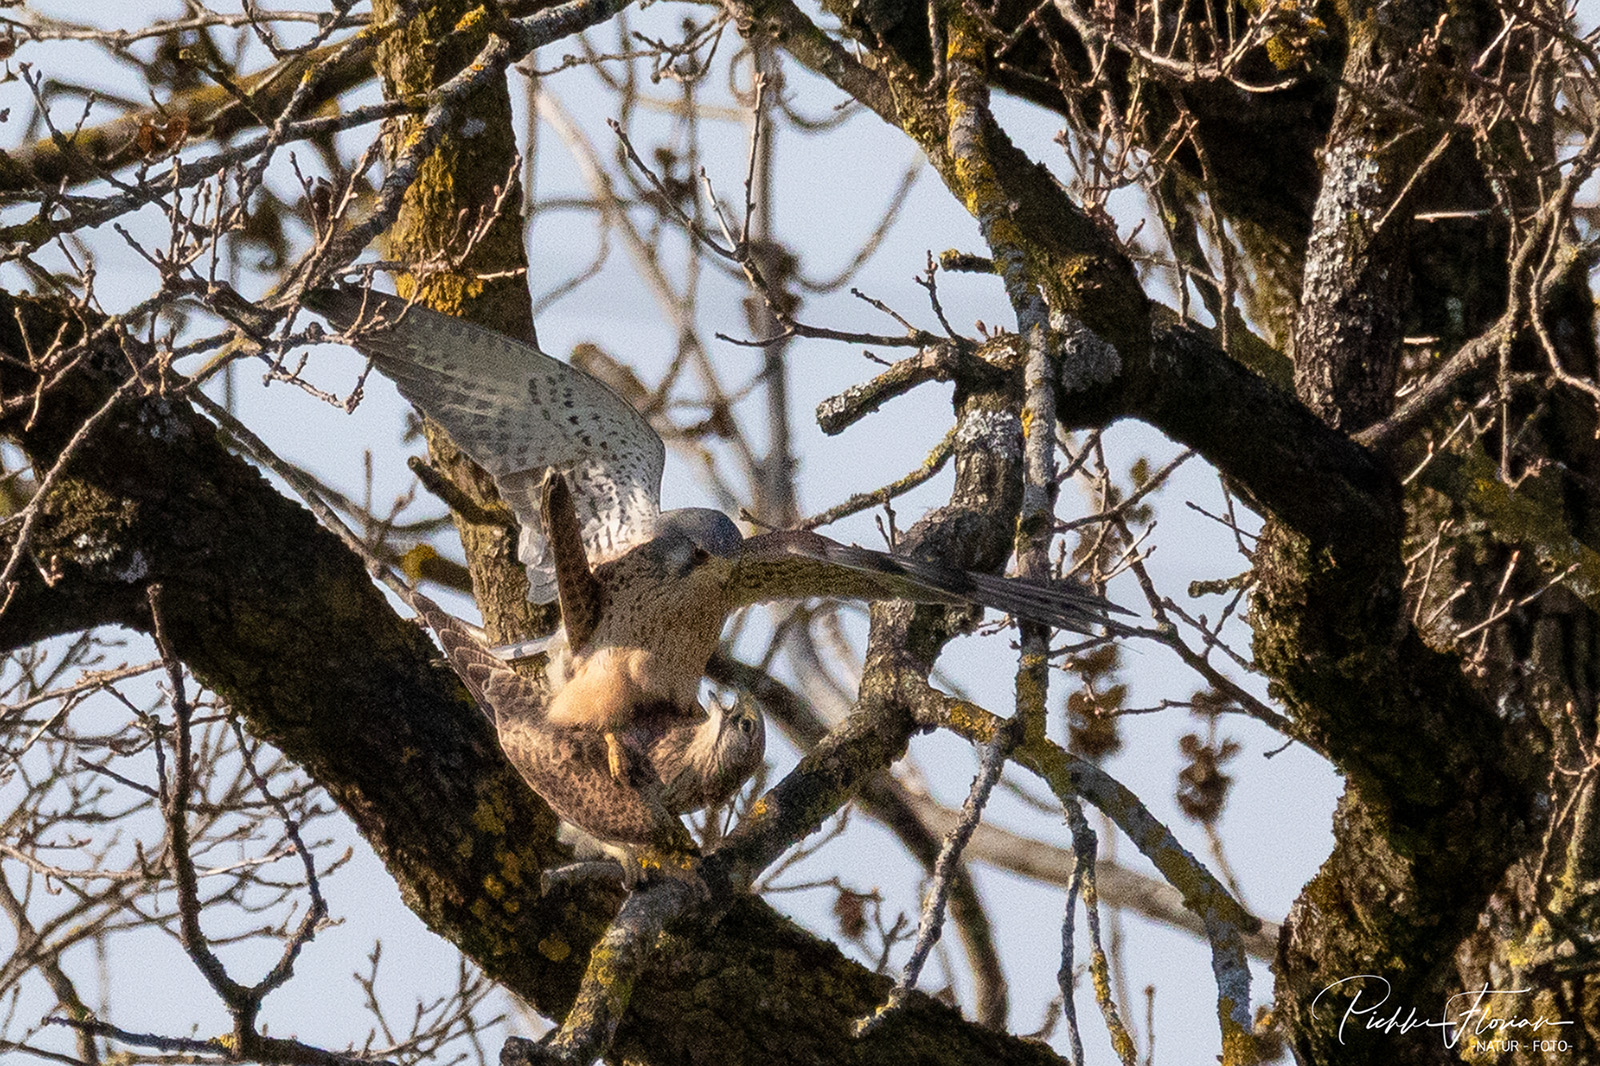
[620,846,708,898]
[605,730,632,784]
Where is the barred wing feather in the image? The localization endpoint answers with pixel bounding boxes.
[307,289,666,600]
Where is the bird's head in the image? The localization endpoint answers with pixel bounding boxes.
[713,694,765,767]
[654,694,766,814]
[653,508,744,572]
[642,507,746,596]
[696,695,766,812]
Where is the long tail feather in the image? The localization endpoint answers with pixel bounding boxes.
[806,539,1137,637]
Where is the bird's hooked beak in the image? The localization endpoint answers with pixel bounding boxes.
[713,698,738,740]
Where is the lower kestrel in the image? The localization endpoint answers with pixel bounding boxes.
[408,584,765,877]
[405,588,696,882]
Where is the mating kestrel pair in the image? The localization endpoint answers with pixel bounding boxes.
[307,288,1130,872]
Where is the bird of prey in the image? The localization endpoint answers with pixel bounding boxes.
[308,287,1130,761]
[406,587,720,883]
[403,467,763,828]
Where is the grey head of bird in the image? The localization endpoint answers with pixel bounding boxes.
[655,507,746,559]
[598,508,746,609]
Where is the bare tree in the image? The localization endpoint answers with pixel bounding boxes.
[1,0,1598,1064]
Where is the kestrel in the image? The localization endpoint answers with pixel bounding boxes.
[309,287,1130,760]
[404,588,699,881]
[406,578,760,879]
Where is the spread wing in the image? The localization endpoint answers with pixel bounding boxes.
[725,530,1135,636]
[307,289,666,601]
[407,591,691,849]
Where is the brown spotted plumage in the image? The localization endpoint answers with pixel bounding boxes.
[407,590,694,861]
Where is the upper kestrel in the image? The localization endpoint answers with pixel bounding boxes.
[309,287,1132,740]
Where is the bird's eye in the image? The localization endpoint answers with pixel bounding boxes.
[738,717,755,735]
[691,546,711,565]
